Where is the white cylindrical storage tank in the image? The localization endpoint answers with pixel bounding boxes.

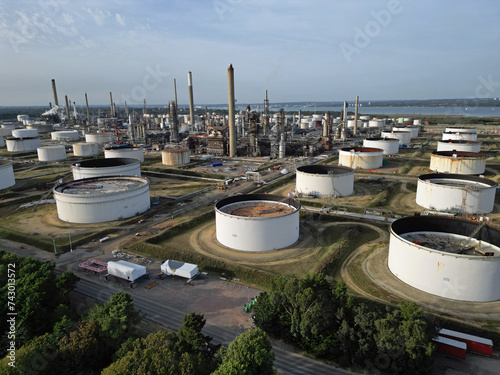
[53,176,150,224]
[442,132,478,141]
[37,145,67,161]
[73,142,99,156]
[51,130,80,141]
[0,135,4,147]
[17,115,29,122]
[388,216,500,302]
[381,130,412,145]
[332,118,341,124]
[85,132,114,144]
[0,128,12,137]
[400,126,419,138]
[338,147,384,169]
[104,147,144,162]
[0,160,15,190]
[1,123,15,131]
[369,119,385,128]
[300,119,309,129]
[161,148,190,166]
[6,137,41,152]
[363,137,399,155]
[413,119,421,126]
[347,120,362,129]
[27,123,53,133]
[215,194,301,251]
[296,165,354,198]
[445,127,476,134]
[72,158,141,179]
[359,115,370,121]
[416,173,496,214]
[429,151,486,175]
[437,140,482,153]
[12,128,38,138]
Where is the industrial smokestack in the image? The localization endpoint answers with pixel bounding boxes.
[109,92,114,117]
[187,71,195,129]
[353,95,359,135]
[169,101,179,143]
[342,101,348,141]
[51,79,59,107]
[173,78,178,108]
[323,111,330,138]
[85,93,90,123]
[64,95,70,121]
[228,64,236,157]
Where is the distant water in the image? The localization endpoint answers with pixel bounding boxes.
[265,106,499,118]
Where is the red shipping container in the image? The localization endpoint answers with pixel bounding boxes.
[433,336,467,360]
[439,329,493,357]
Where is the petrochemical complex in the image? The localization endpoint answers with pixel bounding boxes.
[1,66,500,343]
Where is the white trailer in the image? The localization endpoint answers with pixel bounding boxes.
[161,260,199,280]
[107,260,147,282]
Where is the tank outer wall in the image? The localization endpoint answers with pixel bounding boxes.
[363,138,399,155]
[416,174,496,214]
[105,148,145,162]
[53,177,151,223]
[162,149,190,165]
[73,143,99,156]
[215,194,300,251]
[442,132,478,141]
[37,146,67,161]
[437,141,482,153]
[296,166,354,197]
[388,216,500,302]
[429,152,486,175]
[6,138,41,152]
[338,148,383,169]
[0,161,15,190]
[72,158,141,179]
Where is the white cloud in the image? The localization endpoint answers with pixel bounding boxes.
[62,13,74,25]
[85,8,110,26]
[115,13,126,26]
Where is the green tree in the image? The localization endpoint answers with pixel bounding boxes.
[212,328,276,375]
[56,271,79,296]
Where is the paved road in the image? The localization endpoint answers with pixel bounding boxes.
[73,275,356,375]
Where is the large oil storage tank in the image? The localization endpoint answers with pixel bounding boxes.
[429,151,486,175]
[296,165,354,198]
[392,126,419,138]
[72,158,141,179]
[338,147,383,169]
[53,176,150,224]
[388,215,500,302]
[27,123,53,133]
[85,132,114,144]
[445,127,476,134]
[442,132,478,141]
[437,140,482,153]
[381,130,412,145]
[215,194,301,251]
[363,137,399,155]
[162,148,190,166]
[369,119,385,128]
[6,137,41,152]
[347,120,362,129]
[416,173,496,214]
[12,128,38,138]
[105,147,144,162]
[37,145,67,162]
[51,130,80,141]
[73,142,99,156]
[0,160,15,190]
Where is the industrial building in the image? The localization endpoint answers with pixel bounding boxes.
[338,147,383,169]
[416,173,496,214]
[388,216,500,302]
[0,160,15,190]
[429,151,486,175]
[215,194,300,251]
[72,158,141,179]
[53,176,150,223]
[295,165,354,198]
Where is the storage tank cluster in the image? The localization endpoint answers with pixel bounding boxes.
[388,215,500,302]
[162,148,190,166]
[429,151,486,175]
[296,165,354,198]
[72,158,141,179]
[0,159,15,190]
[53,176,151,223]
[363,137,399,155]
[5,128,41,152]
[338,147,383,169]
[215,194,300,251]
[416,173,496,214]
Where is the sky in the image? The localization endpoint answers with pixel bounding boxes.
[0,0,499,106]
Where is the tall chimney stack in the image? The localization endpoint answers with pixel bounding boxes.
[187,71,195,129]
[228,64,236,157]
[173,78,178,108]
[85,93,90,123]
[64,95,70,120]
[353,95,359,136]
[51,79,59,106]
[109,92,114,117]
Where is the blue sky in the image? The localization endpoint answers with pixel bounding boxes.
[0,0,498,106]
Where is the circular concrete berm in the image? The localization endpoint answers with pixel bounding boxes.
[296,165,354,198]
[215,194,301,251]
[389,216,500,302]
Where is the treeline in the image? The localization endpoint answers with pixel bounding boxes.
[0,252,276,374]
[253,274,435,374]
